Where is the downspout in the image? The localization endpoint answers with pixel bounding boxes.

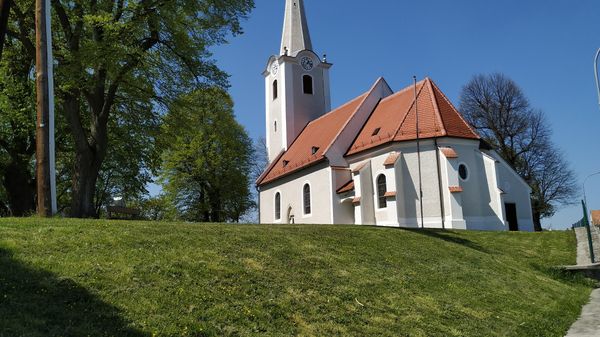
[256,186,261,224]
[434,139,445,229]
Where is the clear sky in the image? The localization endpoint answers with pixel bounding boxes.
[209,0,600,229]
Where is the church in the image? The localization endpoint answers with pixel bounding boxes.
[256,0,534,231]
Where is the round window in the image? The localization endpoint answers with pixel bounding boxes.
[459,164,468,181]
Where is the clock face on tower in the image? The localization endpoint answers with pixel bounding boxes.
[271,62,279,75]
[300,56,314,71]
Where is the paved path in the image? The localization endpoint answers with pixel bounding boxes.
[565,289,600,337]
[565,226,600,337]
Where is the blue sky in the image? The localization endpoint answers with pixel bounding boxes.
[209,0,600,229]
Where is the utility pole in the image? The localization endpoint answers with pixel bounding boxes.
[35,0,56,216]
[0,0,10,60]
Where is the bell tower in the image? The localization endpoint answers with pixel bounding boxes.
[264,0,332,163]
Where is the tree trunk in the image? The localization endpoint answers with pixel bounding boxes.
[70,149,102,218]
[532,210,543,232]
[64,95,109,218]
[3,160,35,216]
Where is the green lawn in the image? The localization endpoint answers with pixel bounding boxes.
[0,218,594,337]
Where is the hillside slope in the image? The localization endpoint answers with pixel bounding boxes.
[0,218,594,337]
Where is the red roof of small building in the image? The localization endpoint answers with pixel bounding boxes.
[592,210,600,226]
[347,78,479,155]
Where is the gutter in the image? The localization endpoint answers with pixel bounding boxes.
[256,185,261,224]
[434,138,446,229]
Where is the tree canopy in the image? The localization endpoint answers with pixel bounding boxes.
[160,87,255,223]
[0,0,254,218]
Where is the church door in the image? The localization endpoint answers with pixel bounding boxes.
[505,203,519,231]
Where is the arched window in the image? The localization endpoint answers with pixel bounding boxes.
[273,80,278,100]
[303,75,313,94]
[303,184,311,215]
[275,192,281,220]
[377,174,387,209]
[274,120,277,132]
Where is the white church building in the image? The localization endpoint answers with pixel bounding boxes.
[256,0,534,231]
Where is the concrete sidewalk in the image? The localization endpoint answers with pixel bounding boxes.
[565,226,600,337]
[565,289,600,337]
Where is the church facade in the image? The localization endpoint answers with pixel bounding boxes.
[256,0,534,231]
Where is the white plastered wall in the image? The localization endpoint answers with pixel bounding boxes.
[259,162,333,224]
[488,151,535,232]
[346,138,534,231]
[348,142,444,228]
[438,139,505,230]
[331,167,355,225]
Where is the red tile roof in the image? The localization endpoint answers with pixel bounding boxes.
[257,77,480,186]
[383,152,401,166]
[336,180,355,194]
[449,186,463,193]
[347,78,479,156]
[440,147,458,159]
[257,92,368,185]
[352,161,368,174]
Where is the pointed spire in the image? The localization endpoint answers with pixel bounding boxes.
[280,0,313,56]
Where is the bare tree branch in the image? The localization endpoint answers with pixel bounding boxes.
[459,73,577,231]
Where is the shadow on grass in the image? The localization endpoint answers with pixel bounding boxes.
[0,248,148,337]
[403,228,489,253]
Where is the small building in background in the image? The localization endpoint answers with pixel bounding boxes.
[592,210,600,226]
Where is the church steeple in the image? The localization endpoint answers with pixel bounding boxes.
[280,0,313,56]
[265,0,331,163]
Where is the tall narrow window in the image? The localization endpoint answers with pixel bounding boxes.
[377,174,387,209]
[273,80,278,100]
[275,192,281,220]
[303,75,313,94]
[303,184,311,215]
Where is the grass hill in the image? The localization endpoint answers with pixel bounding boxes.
[0,218,594,337]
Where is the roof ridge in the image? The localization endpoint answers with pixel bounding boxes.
[426,78,448,137]
[321,77,385,155]
[392,79,428,139]
[381,78,426,103]
[429,79,480,139]
[305,91,368,126]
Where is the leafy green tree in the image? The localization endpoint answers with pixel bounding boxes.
[137,194,179,221]
[160,87,255,223]
[0,15,36,216]
[0,0,10,59]
[7,0,254,217]
[6,0,254,217]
